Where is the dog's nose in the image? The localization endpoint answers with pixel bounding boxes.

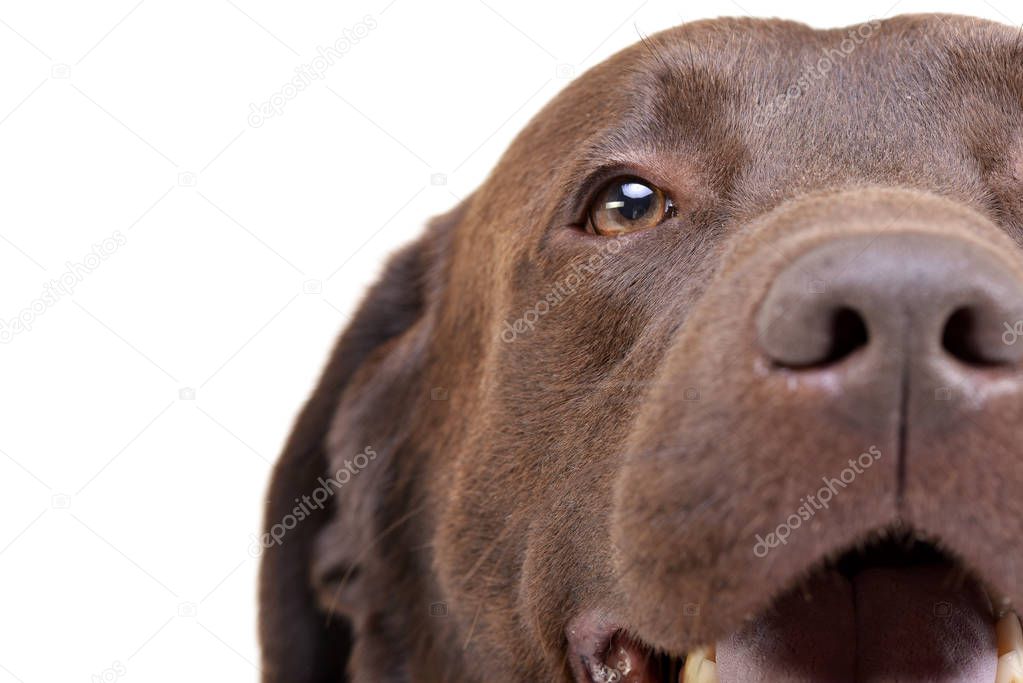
[756,233,1023,369]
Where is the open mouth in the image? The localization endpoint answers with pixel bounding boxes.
[569,535,1023,682]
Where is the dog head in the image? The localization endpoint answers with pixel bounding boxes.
[260,15,1023,683]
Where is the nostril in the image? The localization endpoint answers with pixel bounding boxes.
[941,307,1004,367]
[759,234,1023,372]
[767,306,869,370]
[819,307,870,367]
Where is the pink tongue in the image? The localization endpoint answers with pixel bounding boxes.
[716,567,997,682]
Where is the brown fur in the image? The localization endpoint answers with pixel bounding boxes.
[260,15,1023,682]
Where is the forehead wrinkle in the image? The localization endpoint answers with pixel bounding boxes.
[561,128,663,193]
[560,65,721,182]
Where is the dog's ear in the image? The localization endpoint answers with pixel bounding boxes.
[258,202,461,683]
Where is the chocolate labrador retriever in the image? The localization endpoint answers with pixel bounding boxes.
[259,14,1023,683]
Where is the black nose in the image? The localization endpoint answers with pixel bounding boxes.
[756,233,1023,369]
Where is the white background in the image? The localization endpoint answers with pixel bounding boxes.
[0,0,1016,681]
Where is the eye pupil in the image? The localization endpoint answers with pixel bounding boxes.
[588,176,671,236]
[607,182,654,220]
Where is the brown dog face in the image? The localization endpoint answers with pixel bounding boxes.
[260,15,1023,683]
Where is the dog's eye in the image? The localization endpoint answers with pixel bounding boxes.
[588,178,674,236]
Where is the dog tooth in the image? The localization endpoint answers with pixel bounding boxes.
[681,647,717,683]
[998,613,1023,655]
[996,614,1023,683]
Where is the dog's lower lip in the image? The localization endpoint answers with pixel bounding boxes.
[569,555,1023,683]
[570,613,1023,683]
[682,614,1023,683]
[698,613,1023,683]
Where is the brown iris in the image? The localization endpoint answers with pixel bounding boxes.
[588,177,673,236]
